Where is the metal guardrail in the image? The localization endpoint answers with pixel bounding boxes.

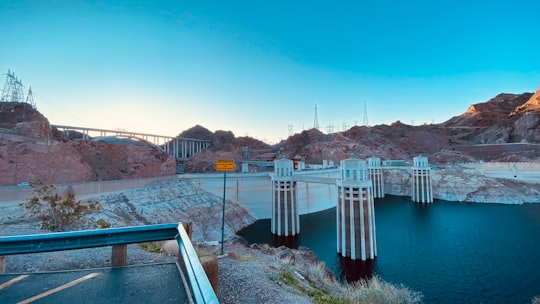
[0,223,218,304]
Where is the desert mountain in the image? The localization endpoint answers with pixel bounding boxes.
[443,93,533,127]
[1,86,539,183]
[511,87,540,116]
[184,88,540,170]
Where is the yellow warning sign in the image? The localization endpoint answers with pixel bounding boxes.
[216,159,235,172]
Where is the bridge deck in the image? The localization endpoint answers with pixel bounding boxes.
[51,124,210,161]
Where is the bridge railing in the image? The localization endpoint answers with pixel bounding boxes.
[51,124,211,160]
[0,222,218,304]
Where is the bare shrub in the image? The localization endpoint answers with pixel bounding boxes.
[21,180,108,231]
[271,259,422,304]
[338,275,423,304]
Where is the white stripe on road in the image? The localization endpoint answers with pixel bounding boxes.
[0,275,29,290]
[17,272,101,304]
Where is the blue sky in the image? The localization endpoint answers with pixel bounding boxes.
[1,1,539,143]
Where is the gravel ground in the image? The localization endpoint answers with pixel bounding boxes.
[216,240,314,304]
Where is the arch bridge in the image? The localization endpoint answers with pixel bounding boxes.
[52,125,210,161]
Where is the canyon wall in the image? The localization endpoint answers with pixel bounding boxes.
[384,164,540,204]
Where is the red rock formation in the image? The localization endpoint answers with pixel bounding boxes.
[0,133,94,185]
[0,103,176,186]
[511,86,540,115]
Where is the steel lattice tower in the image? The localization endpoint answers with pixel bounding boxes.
[326,124,334,134]
[1,70,25,103]
[363,101,369,126]
[25,86,36,108]
[288,124,294,136]
[313,104,320,130]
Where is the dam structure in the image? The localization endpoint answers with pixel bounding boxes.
[411,156,433,203]
[271,158,300,236]
[179,155,434,220]
[367,157,385,198]
[180,168,339,219]
[336,158,377,260]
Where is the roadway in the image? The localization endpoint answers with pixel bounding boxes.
[0,263,190,304]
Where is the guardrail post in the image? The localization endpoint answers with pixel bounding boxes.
[111,245,127,267]
[200,256,219,296]
[177,222,193,269]
[0,256,5,274]
[182,222,193,240]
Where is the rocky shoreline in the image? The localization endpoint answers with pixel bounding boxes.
[384,164,540,204]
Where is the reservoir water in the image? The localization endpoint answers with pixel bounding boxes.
[237,196,540,303]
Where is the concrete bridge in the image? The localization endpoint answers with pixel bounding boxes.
[52,125,210,161]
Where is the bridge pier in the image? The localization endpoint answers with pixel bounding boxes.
[367,157,384,198]
[271,158,300,236]
[337,158,377,260]
[411,156,433,203]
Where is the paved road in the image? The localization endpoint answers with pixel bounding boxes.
[0,263,189,304]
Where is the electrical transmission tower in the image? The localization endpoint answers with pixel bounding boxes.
[1,69,26,103]
[363,101,369,126]
[25,86,36,108]
[288,124,294,136]
[313,104,320,130]
[326,124,334,134]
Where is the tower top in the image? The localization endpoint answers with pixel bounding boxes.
[340,158,368,182]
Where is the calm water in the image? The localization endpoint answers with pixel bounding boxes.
[237,196,540,304]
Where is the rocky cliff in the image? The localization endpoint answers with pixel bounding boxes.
[0,179,256,241]
[0,103,176,186]
[82,180,256,242]
[383,164,540,204]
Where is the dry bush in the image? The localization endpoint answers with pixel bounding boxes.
[272,259,422,304]
[21,180,109,231]
[338,276,423,304]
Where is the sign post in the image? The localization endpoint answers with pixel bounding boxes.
[216,159,235,255]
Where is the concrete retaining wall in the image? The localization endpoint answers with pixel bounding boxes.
[460,162,540,171]
[0,176,179,204]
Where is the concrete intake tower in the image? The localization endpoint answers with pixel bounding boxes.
[337,158,377,260]
[271,158,300,236]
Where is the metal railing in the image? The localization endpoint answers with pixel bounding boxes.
[0,223,218,304]
[51,125,211,161]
